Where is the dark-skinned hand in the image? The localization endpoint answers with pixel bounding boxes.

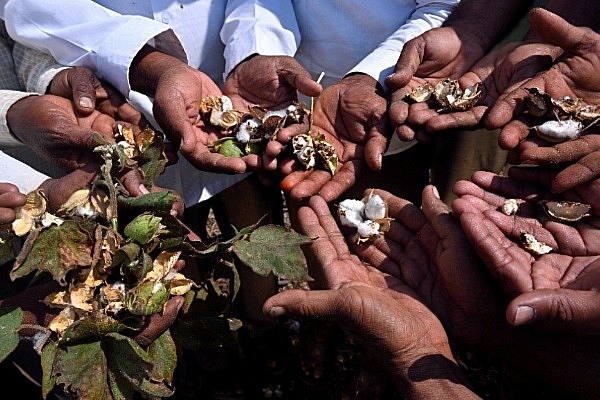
[485,8,600,152]
[277,74,391,203]
[129,46,251,174]
[452,169,600,333]
[224,54,322,178]
[0,183,26,225]
[263,194,478,398]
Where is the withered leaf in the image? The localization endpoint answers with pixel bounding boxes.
[54,340,112,399]
[232,224,312,281]
[11,220,95,284]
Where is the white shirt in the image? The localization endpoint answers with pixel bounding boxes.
[221,0,459,155]
[2,0,248,205]
[0,148,49,194]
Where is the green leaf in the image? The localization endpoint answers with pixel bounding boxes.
[0,307,22,362]
[11,220,94,284]
[137,137,168,187]
[123,214,162,245]
[54,340,112,399]
[147,330,177,384]
[41,341,58,399]
[0,232,17,265]
[105,332,174,397]
[232,224,312,281]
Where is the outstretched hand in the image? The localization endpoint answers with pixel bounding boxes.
[263,195,476,396]
[485,8,600,151]
[278,74,391,202]
[452,170,600,333]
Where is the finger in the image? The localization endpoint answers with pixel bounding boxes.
[528,8,586,51]
[318,161,361,202]
[425,106,487,132]
[281,69,323,98]
[553,154,600,193]
[66,67,100,114]
[385,40,422,90]
[519,135,600,167]
[507,288,600,333]
[263,289,339,320]
[133,296,184,347]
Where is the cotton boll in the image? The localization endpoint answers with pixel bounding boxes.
[338,199,365,228]
[535,119,583,142]
[356,220,380,240]
[364,194,387,220]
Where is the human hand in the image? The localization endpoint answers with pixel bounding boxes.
[7,94,135,171]
[224,54,322,173]
[385,26,486,141]
[0,183,27,225]
[278,74,391,202]
[263,195,476,396]
[346,186,507,350]
[404,41,558,140]
[452,170,600,333]
[129,47,251,174]
[49,66,146,128]
[485,8,600,151]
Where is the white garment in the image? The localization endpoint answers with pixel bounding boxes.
[0,149,49,194]
[221,0,459,155]
[2,0,248,205]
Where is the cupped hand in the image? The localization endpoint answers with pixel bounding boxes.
[485,8,600,150]
[224,54,322,172]
[348,186,507,350]
[263,195,466,388]
[0,183,27,224]
[385,26,485,141]
[279,74,391,202]
[452,171,600,333]
[405,40,557,140]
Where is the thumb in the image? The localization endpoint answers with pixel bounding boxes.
[528,8,589,52]
[507,288,600,333]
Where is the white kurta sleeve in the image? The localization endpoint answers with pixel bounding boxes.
[221,0,300,80]
[2,0,183,97]
[348,0,459,90]
[0,149,49,194]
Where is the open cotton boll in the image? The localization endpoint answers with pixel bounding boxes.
[364,194,387,220]
[236,118,261,143]
[535,119,583,142]
[338,199,366,228]
[356,220,380,240]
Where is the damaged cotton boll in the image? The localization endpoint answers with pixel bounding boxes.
[519,230,553,256]
[500,199,523,216]
[525,88,600,143]
[534,119,584,142]
[337,193,392,243]
[405,78,482,112]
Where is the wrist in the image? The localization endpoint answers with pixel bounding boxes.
[390,348,479,399]
[129,45,185,96]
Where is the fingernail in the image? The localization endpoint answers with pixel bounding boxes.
[267,306,287,317]
[386,73,396,80]
[170,208,179,216]
[79,96,93,109]
[432,186,440,199]
[513,305,535,325]
[139,184,149,194]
